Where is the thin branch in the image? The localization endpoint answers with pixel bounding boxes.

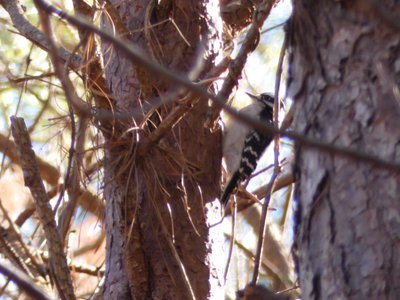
[0,261,51,300]
[10,116,75,300]
[39,249,105,277]
[58,118,88,242]
[0,227,32,276]
[74,0,115,132]
[224,197,237,283]
[8,72,56,84]
[14,186,105,229]
[29,0,400,172]
[0,199,44,277]
[34,1,90,118]
[224,233,289,291]
[14,208,35,227]
[251,24,288,285]
[53,45,80,218]
[34,0,88,250]
[27,83,52,134]
[251,169,278,285]
[254,171,294,200]
[205,0,275,127]
[0,132,60,186]
[1,0,113,133]
[0,0,82,69]
[224,171,294,215]
[72,230,105,257]
[261,21,287,35]
[136,56,231,156]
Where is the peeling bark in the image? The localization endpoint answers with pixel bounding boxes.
[290,1,400,299]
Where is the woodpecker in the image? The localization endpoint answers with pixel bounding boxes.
[221,92,275,206]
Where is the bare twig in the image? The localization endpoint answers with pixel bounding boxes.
[8,72,56,84]
[223,171,294,215]
[27,83,52,134]
[1,0,113,132]
[0,199,44,277]
[0,227,32,276]
[14,187,105,228]
[58,118,88,242]
[0,261,51,300]
[34,0,90,118]
[0,0,82,69]
[26,0,400,173]
[14,208,36,227]
[39,249,105,277]
[53,48,80,218]
[225,233,290,291]
[33,0,88,248]
[0,133,60,186]
[224,197,237,283]
[10,116,75,300]
[206,0,275,127]
[74,0,115,132]
[251,25,288,285]
[276,284,300,295]
[261,21,287,35]
[251,171,278,285]
[72,230,105,257]
[254,171,293,200]
[136,56,231,156]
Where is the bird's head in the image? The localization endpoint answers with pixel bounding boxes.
[245,92,284,109]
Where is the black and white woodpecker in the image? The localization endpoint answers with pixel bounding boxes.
[220,92,275,206]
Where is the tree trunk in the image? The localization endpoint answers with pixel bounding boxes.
[100,1,224,299]
[290,1,400,299]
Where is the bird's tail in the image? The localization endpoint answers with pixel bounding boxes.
[220,171,241,206]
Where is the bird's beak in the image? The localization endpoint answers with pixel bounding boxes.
[246,91,275,108]
[245,92,259,101]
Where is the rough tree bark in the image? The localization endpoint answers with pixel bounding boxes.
[290,1,400,299]
[100,1,224,299]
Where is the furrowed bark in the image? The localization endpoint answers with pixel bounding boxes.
[290,1,400,299]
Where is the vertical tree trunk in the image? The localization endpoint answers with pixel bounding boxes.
[290,1,400,299]
[100,1,224,299]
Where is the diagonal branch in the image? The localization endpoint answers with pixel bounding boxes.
[28,0,400,172]
[0,0,82,69]
[10,116,75,300]
[251,27,288,285]
[1,0,114,132]
[206,0,276,127]
[136,57,231,156]
[0,261,51,300]
[0,132,60,186]
[70,0,115,128]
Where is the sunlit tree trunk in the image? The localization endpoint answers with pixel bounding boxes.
[100,1,224,298]
[289,1,400,299]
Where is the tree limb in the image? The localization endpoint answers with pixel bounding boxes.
[0,132,60,186]
[0,261,51,300]
[0,0,82,69]
[206,0,276,127]
[10,116,75,300]
[29,0,400,172]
